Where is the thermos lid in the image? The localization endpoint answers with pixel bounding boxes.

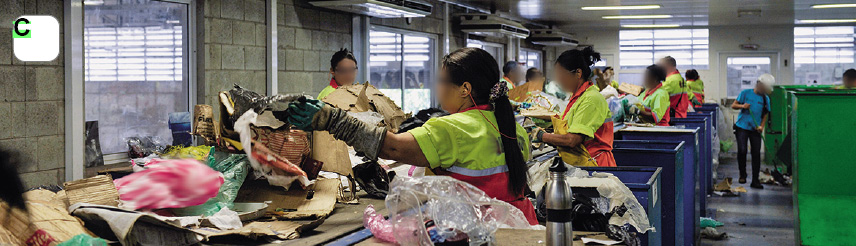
[549,157,568,172]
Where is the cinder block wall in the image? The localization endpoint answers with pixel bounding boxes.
[203,0,269,115]
[0,0,66,189]
[276,0,353,97]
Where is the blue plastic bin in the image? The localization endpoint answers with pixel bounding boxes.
[578,166,662,246]
[617,127,700,246]
[686,111,715,195]
[612,140,685,246]
[671,117,710,217]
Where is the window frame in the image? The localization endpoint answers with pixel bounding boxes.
[519,48,543,71]
[793,26,856,85]
[618,28,710,71]
[369,25,439,112]
[66,0,199,177]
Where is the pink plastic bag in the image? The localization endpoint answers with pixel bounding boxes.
[114,158,224,210]
[363,205,396,243]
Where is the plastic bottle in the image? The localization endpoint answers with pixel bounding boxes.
[545,157,574,245]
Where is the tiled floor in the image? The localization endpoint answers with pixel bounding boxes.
[701,155,795,246]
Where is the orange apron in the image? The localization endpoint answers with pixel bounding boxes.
[554,82,617,167]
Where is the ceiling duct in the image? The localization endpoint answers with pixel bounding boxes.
[528,29,579,47]
[309,0,432,18]
[459,13,530,39]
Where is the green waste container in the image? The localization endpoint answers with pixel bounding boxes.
[790,91,856,246]
[765,85,836,173]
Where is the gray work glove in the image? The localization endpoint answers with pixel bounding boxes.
[286,98,387,161]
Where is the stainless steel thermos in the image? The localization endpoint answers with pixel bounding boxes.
[545,157,573,245]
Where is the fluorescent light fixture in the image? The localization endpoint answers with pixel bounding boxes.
[603,15,672,19]
[582,5,660,10]
[811,3,856,8]
[621,24,681,28]
[83,0,104,5]
[799,19,856,23]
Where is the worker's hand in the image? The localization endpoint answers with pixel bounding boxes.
[755,126,764,133]
[285,98,329,131]
[742,103,752,109]
[530,127,546,143]
[627,104,642,116]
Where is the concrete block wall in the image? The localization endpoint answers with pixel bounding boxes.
[203,0,268,115]
[0,0,66,189]
[276,0,353,97]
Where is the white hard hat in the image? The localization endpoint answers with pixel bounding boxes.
[758,73,775,91]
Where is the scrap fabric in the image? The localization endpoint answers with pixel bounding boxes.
[114,159,224,210]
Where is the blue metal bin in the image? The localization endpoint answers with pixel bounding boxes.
[612,140,685,246]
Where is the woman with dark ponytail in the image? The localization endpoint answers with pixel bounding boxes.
[531,47,616,167]
[285,48,538,225]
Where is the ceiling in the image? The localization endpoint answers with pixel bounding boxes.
[451,0,856,31]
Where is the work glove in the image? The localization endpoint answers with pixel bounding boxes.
[530,127,546,144]
[285,97,387,161]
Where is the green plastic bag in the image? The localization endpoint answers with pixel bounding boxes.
[700,217,724,228]
[720,140,734,152]
[57,234,107,246]
[172,147,250,216]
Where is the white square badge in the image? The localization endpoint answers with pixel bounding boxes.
[13,15,60,62]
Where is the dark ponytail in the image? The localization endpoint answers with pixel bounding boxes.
[442,48,528,196]
[556,46,601,80]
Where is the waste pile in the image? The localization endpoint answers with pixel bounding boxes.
[0,84,410,245]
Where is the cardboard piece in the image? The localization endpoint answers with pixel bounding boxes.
[0,190,95,246]
[199,219,324,242]
[312,131,354,177]
[63,175,120,207]
[69,204,200,246]
[235,178,339,220]
[508,80,544,102]
[519,107,556,120]
[322,83,407,132]
[618,82,644,96]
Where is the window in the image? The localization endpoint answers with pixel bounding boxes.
[369,29,436,114]
[794,26,856,85]
[84,0,191,155]
[519,49,543,71]
[619,29,709,70]
[467,40,504,73]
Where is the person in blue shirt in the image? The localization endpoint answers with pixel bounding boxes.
[731,73,775,189]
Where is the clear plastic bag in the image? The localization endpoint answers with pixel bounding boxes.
[385,176,532,246]
[607,97,625,123]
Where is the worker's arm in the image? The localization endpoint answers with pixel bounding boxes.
[542,132,586,148]
[639,109,656,123]
[731,100,750,110]
[378,132,429,167]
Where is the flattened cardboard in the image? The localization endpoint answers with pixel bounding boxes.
[235,178,339,220]
[509,80,545,102]
[312,131,353,177]
[200,219,324,242]
[69,204,200,246]
[63,175,119,207]
[618,82,644,96]
[494,229,622,246]
[322,82,407,131]
[0,190,95,246]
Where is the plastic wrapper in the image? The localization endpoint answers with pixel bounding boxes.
[363,204,396,243]
[607,97,625,123]
[385,176,532,245]
[172,149,250,217]
[125,136,167,158]
[353,161,392,198]
[222,84,305,130]
[114,158,224,210]
[161,145,212,161]
[582,171,653,233]
[398,108,449,133]
[600,85,620,99]
[234,110,310,190]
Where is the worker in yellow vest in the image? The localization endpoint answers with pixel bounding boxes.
[656,56,694,119]
[317,49,358,100]
[686,69,704,106]
[500,61,523,89]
